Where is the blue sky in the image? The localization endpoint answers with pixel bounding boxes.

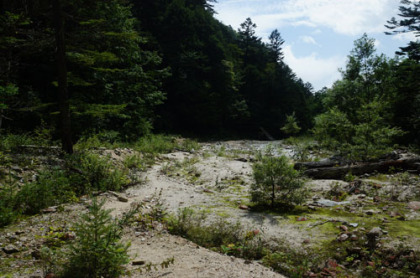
[213,0,417,91]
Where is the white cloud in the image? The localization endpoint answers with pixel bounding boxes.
[300,35,321,46]
[283,45,345,90]
[312,29,322,35]
[215,0,399,36]
[391,32,418,42]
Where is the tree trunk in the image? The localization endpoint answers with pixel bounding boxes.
[53,0,73,154]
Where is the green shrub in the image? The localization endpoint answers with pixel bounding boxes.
[281,112,301,135]
[122,154,151,171]
[262,250,315,278]
[0,167,21,226]
[63,199,130,278]
[0,133,36,151]
[74,134,117,150]
[251,154,306,208]
[134,134,178,154]
[166,208,266,260]
[313,102,403,161]
[67,152,129,193]
[15,169,76,215]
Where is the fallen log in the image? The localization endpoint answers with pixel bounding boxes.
[294,157,349,170]
[300,157,420,179]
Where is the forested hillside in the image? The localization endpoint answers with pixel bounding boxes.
[0,0,319,149]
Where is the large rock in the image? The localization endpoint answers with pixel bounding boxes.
[3,244,19,254]
[408,201,420,211]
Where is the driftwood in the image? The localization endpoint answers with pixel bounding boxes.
[296,156,420,179]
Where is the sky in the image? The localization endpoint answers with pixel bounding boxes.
[213,0,418,91]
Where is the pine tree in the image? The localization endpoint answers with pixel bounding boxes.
[64,199,129,278]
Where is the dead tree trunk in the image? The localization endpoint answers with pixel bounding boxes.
[297,157,420,179]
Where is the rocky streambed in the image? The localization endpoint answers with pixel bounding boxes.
[1,140,420,277]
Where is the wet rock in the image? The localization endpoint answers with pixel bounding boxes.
[3,244,19,254]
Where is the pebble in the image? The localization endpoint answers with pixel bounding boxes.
[338,234,349,242]
[350,234,358,241]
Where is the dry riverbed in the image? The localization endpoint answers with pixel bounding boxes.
[1,140,420,277]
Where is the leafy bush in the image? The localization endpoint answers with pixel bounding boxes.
[63,199,130,278]
[15,169,76,215]
[251,154,306,208]
[67,152,129,193]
